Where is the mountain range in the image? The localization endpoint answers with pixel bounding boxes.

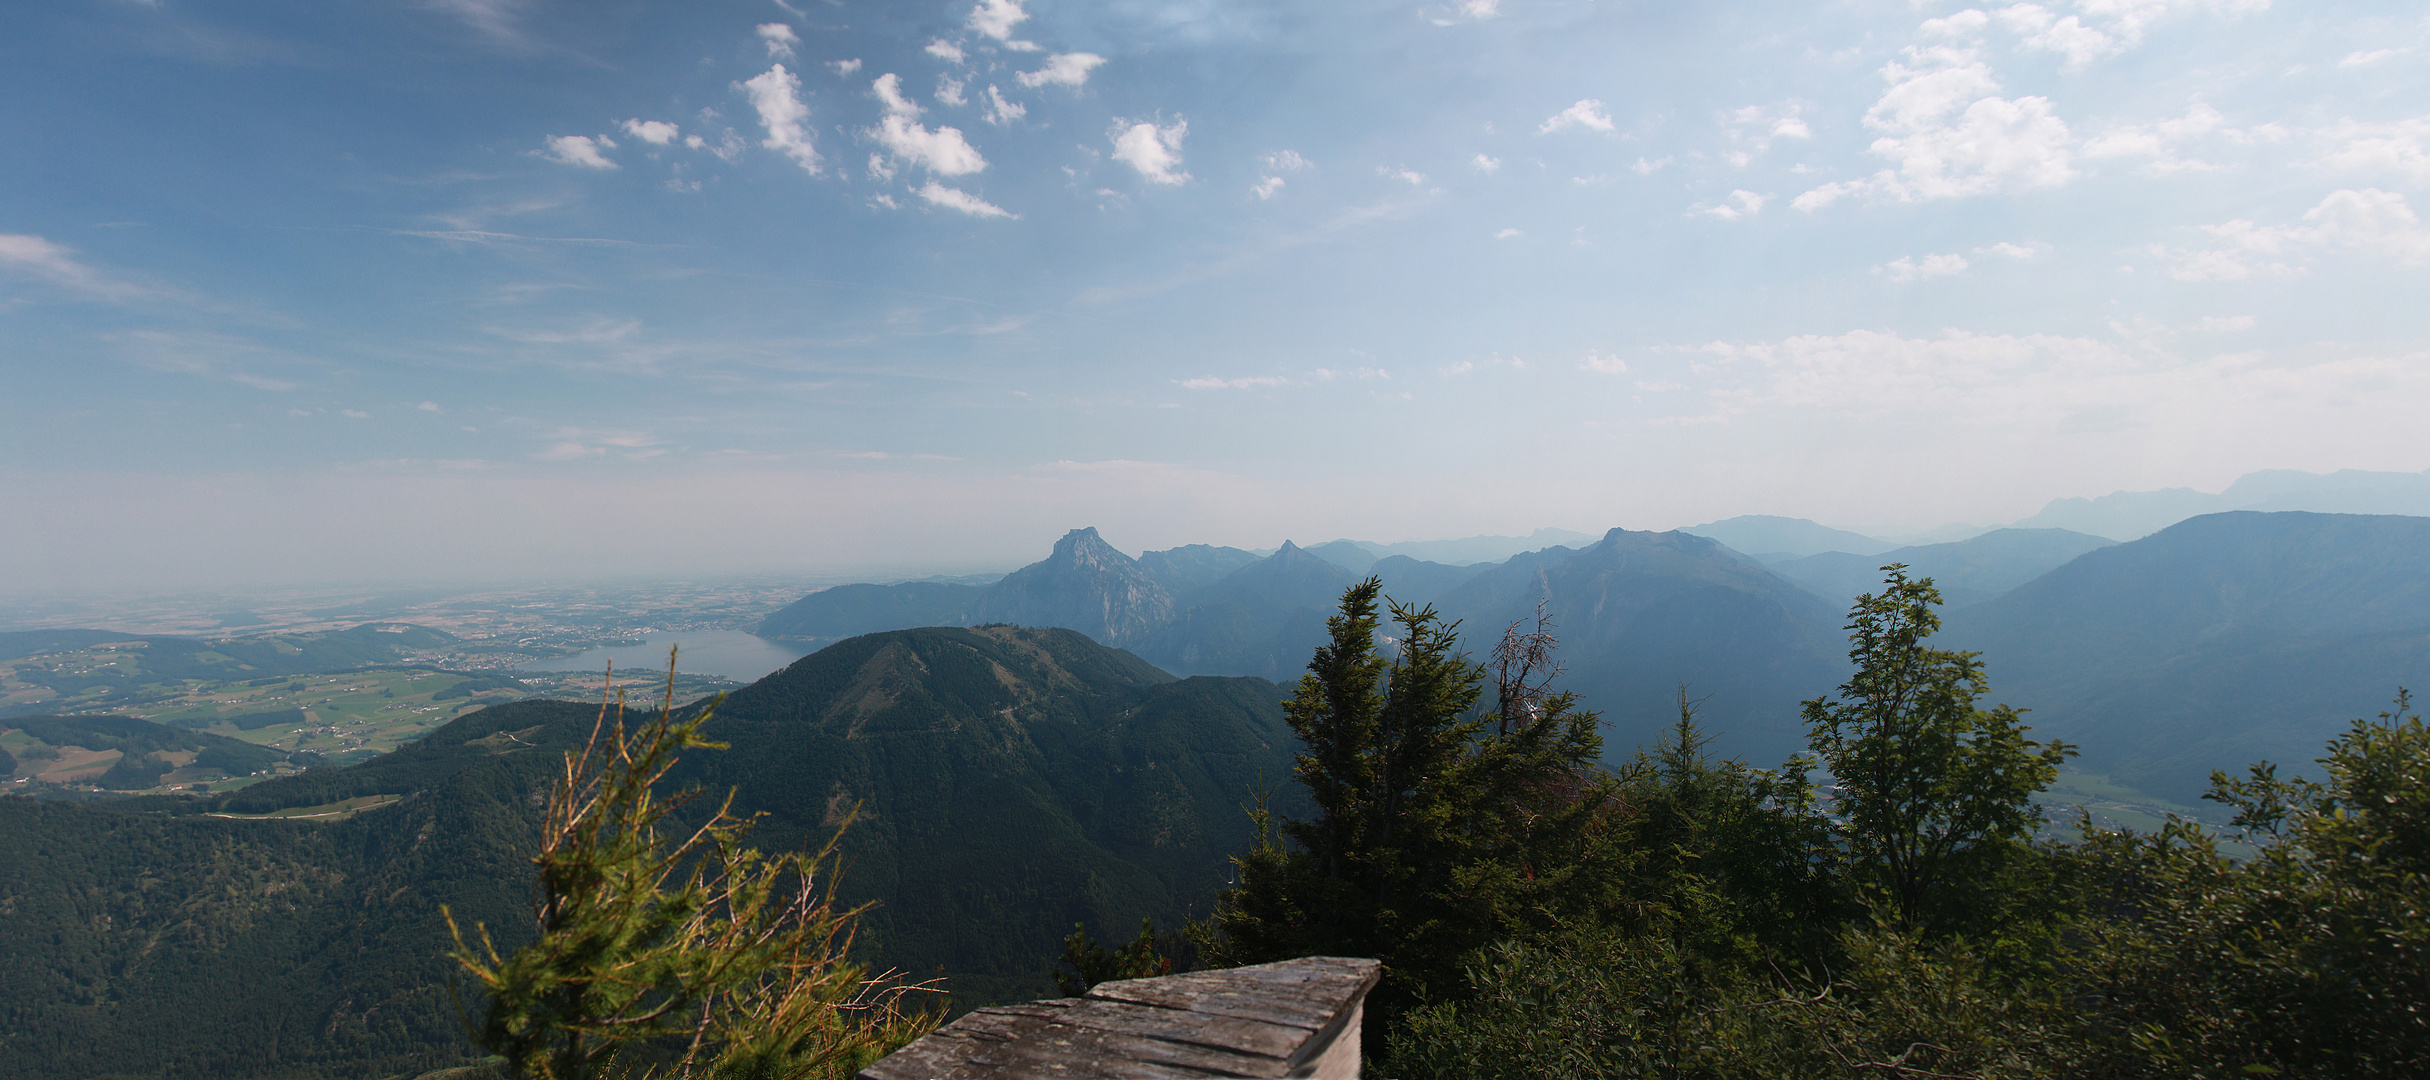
[759,510,2430,790]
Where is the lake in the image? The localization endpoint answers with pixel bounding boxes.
[518,630,811,684]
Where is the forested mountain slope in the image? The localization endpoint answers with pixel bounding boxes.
[1436,528,1845,764]
[1941,512,2430,800]
[0,628,1299,1078]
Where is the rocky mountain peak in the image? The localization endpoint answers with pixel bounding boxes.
[1051,526,1121,561]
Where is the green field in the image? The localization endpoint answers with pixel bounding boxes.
[131,669,526,766]
[206,792,406,821]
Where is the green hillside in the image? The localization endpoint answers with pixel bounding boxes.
[0,628,1298,1078]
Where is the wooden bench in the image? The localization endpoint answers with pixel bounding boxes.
[859,956,1382,1080]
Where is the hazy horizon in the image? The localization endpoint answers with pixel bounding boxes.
[7,0,2426,592]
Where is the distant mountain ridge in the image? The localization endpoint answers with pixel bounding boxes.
[1767,528,2116,611]
[2013,467,2430,540]
[1941,512,2430,800]
[1680,515,1894,559]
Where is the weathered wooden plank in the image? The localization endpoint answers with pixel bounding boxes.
[943,1022,1290,1078]
[1048,998,1308,1060]
[858,957,1381,1080]
[1085,958,1378,1032]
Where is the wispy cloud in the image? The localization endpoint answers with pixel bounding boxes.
[538,134,618,169]
[756,22,797,59]
[1539,99,1615,134]
[0,234,148,300]
[1016,52,1105,89]
[918,181,1015,218]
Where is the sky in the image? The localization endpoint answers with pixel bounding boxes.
[4,0,2428,591]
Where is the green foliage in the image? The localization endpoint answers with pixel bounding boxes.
[1801,565,2073,934]
[1611,690,1843,965]
[1390,921,2058,1080]
[1051,918,1174,996]
[2047,690,2430,1078]
[1194,581,1631,1012]
[446,662,935,1080]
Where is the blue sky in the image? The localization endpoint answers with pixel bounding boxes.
[4,0,2428,590]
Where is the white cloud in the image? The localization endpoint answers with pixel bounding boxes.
[1697,190,1769,220]
[1264,150,1310,172]
[1995,4,2122,69]
[1974,240,2049,259]
[1017,52,1106,89]
[927,39,967,63]
[1580,351,1628,373]
[870,74,987,176]
[539,134,618,169]
[1994,0,2268,68]
[966,0,1027,42]
[0,234,140,299]
[418,401,443,412]
[755,22,797,59]
[1252,176,1285,199]
[983,85,1026,125]
[1723,103,1811,163]
[1920,9,1990,38]
[2341,48,2407,67]
[1112,119,1189,184]
[874,71,920,116]
[2171,187,2430,279]
[2082,102,2243,174]
[917,181,1015,218]
[739,65,821,175]
[936,76,967,107]
[1381,166,1426,185]
[1879,252,1971,280]
[1472,153,1501,173]
[342,409,371,419]
[1539,99,1615,134]
[620,118,679,145]
[829,59,862,76]
[2316,116,2430,184]
[1494,228,1521,239]
[538,427,665,461]
[1633,156,1673,174]
[1793,45,2072,210]
[1180,374,1292,390]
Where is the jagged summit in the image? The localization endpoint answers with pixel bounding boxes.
[1046,526,1129,568]
[972,528,1176,649]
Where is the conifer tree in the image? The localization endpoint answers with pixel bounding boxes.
[1197,579,1626,1006]
[444,656,933,1080]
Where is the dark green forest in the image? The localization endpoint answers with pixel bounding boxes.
[1178,571,2428,1078]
